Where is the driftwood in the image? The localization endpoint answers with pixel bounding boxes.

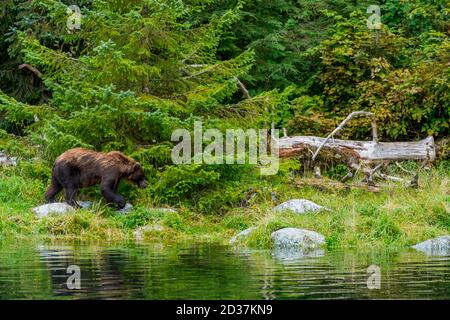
[312,111,378,161]
[278,135,436,162]
[276,111,436,188]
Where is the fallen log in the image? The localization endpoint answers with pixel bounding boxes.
[277,135,436,163]
[312,111,378,161]
[274,111,436,188]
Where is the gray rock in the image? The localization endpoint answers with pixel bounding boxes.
[271,228,325,250]
[33,203,75,218]
[230,227,257,244]
[273,199,328,214]
[134,231,144,241]
[33,201,133,217]
[273,248,324,261]
[0,152,17,166]
[79,201,133,213]
[78,201,93,209]
[412,236,450,256]
[118,203,133,214]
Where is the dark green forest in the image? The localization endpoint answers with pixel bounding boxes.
[0,1,449,245]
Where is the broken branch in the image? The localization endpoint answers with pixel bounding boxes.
[18,63,42,78]
[233,76,251,99]
[312,111,378,161]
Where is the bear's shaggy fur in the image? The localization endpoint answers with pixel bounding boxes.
[45,148,147,209]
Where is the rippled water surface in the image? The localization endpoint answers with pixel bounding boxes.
[0,241,449,299]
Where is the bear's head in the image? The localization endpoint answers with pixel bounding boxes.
[126,163,148,189]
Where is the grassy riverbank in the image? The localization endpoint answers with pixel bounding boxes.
[1,0,449,253]
[1,160,448,250]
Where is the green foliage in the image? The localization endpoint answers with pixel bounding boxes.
[119,207,170,229]
[0,90,50,136]
[151,164,221,202]
[284,2,449,140]
[0,0,448,217]
[0,160,449,247]
[198,0,375,93]
[194,182,247,214]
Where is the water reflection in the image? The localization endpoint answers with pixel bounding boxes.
[0,241,449,299]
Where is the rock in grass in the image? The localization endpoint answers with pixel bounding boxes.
[33,203,75,218]
[118,203,133,214]
[0,152,17,166]
[134,224,165,241]
[78,201,93,209]
[230,227,257,244]
[272,199,328,214]
[33,201,133,217]
[271,228,325,250]
[80,201,133,213]
[412,236,450,256]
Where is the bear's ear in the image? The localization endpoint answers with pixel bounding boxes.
[128,162,140,174]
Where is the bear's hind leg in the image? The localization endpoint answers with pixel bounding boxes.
[55,163,80,208]
[45,177,63,203]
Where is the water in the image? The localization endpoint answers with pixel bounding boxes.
[0,241,449,299]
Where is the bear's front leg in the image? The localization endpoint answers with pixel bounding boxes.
[100,178,126,209]
[65,186,80,208]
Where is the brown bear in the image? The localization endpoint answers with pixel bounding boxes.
[45,148,148,209]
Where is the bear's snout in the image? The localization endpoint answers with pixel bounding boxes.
[139,180,148,189]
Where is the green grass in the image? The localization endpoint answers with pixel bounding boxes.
[0,161,449,250]
[237,173,449,250]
